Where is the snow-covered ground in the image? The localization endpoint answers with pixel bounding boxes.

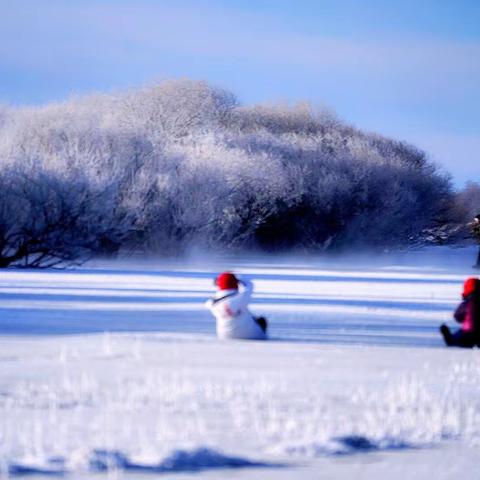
[1,246,480,479]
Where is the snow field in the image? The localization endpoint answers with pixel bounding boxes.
[0,246,479,478]
[2,335,480,477]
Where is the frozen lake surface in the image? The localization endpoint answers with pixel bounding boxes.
[1,246,480,479]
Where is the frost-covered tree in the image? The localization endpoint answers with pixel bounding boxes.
[455,182,480,223]
[112,79,237,148]
[0,169,99,267]
[0,79,454,266]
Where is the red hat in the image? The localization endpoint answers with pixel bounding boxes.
[215,272,239,290]
[463,277,479,298]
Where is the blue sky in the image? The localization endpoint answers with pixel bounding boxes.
[0,0,479,186]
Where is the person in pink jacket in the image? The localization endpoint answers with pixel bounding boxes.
[206,272,267,340]
[440,277,480,347]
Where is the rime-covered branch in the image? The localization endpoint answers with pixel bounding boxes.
[0,79,453,266]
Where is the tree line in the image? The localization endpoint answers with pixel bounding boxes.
[0,79,468,267]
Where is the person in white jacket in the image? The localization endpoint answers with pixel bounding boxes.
[206,271,267,340]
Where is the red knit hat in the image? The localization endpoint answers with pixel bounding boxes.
[215,272,239,290]
[463,277,479,298]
